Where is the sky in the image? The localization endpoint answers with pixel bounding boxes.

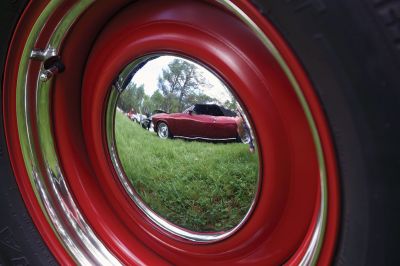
[129,55,233,103]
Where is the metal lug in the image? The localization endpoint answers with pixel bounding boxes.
[30,47,57,61]
[39,55,65,82]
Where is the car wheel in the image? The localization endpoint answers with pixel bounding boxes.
[0,0,398,265]
[239,131,251,144]
[157,122,171,140]
[141,120,148,130]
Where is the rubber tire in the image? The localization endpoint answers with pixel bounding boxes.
[252,0,400,265]
[0,1,57,265]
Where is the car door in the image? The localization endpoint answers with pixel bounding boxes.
[177,113,212,138]
[211,116,238,139]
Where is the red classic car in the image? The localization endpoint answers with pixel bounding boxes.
[152,104,243,141]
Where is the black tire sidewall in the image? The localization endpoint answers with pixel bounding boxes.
[252,0,400,265]
[0,1,57,265]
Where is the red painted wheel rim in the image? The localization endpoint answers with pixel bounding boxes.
[3,0,339,265]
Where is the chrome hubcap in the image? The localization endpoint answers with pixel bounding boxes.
[158,123,169,139]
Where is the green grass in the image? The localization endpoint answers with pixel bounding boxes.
[115,112,259,232]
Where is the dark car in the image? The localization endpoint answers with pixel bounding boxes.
[140,110,167,130]
[152,104,244,141]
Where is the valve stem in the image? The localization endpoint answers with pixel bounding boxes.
[30,47,65,82]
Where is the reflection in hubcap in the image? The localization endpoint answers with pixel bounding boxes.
[107,55,259,241]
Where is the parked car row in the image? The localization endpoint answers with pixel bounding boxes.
[125,109,165,130]
[127,110,146,124]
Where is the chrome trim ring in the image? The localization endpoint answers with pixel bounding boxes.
[216,1,328,265]
[15,1,121,265]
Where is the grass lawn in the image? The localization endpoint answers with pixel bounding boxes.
[115,112,259,232]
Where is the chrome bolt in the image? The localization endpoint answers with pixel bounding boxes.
[39,66,59,82]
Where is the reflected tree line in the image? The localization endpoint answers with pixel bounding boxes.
[117,58,238,114]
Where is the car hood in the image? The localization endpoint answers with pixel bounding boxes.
[152,113,171,119]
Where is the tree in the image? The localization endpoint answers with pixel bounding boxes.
[117,82,145,112]
[185,93,218,108]
[149,90,164,111]
[141,94,151,114]
[157,59,210,112]
[223,95,238,111]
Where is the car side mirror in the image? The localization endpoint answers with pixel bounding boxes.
[188,110,193,115]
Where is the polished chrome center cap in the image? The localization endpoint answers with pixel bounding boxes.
[106,54,260,242]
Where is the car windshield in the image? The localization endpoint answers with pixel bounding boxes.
[190,104,232,116]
